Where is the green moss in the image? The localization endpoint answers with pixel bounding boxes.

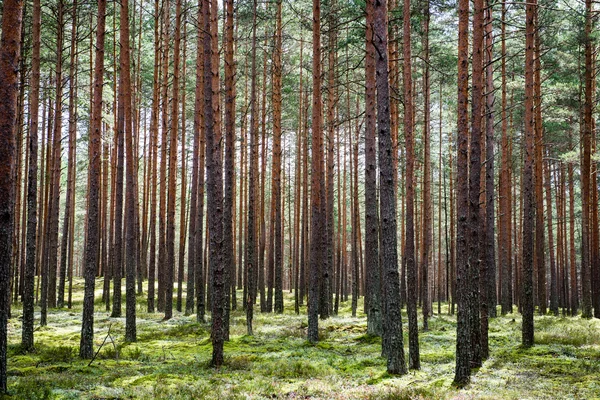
[6,280,600,399]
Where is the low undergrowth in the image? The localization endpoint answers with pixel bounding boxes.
[3,279,600,399]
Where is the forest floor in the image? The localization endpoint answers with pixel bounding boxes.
[3,279,600,399]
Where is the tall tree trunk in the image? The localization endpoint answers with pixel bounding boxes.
[403,0,419,371]
[177,21,188,313]
[22,0,41,353]
[469,0,484,367]
[121,0,137,342]
[365,0,381,336]
[204,0,225,367]
[484,1,497,322]
[157,0,170,313]
[499,0,511,315]
[581,0,594,319]
[568,149,578,315]
[111,55,125,319]
[165,0,182,321]
[273,0,284,314]
[223,0,236,332]
[308,0,325,343]
[0,0,23,390]
[147,0,161,313]
[246,0,259,335]
[58,0,78,308]
[522,0,536,346]
[322,0,336,320]
[534,16,546,315]
[47,0,65,309]
[421,0,432,331]
[80,0,106,359]
[546,156,558,315]
[351,100,359,318]
[454,0,471,382]
[377,0,407,375]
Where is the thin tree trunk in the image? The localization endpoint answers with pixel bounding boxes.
[177,19,188,314]
[581,0,594,319]
[484,1,497,323]
[403,0,419,371]
[58,0,78,308]
[273,0,284,314]
[546,156,558,315]
[165,0,182,321]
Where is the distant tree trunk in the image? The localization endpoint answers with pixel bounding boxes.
[454,0,471,382]
[351,101,359,318]
[300,85,309,308]
[546,156,558,316]
[111,50,125,319]
[246,0,259,335]
[449,129,456,316]
[272,0,284,314]
[365,0,381,336]
[40,77,54,327]
[294,30,305,315]
[22,0,41,353]
[187,5,202,316]
[421,0,432,332]
[147,0,161,313]
[102,141,111,311]
[402,0,419,371]
[581,0,594,319]
[438,84,443,315]
[58,0,78,309]
[484,1,497,322]
[47,0,65,310]
[323,0,336,320]
[568,150,578,315]
[80,0,106,359]
[223,0,236,330]
[165,0,182,321]
[534,16,546,315]
[377,0,407,375]
[157,0,171,313]
[308,0,325,343]
[522,0,536,346]
[177,22,188,313]
[259,40,269,313]
[499,0,511,315]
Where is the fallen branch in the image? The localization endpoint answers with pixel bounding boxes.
[88,324,113,367]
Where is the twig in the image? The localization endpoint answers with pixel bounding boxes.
[88,323,113,367]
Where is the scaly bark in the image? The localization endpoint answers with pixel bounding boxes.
[80,0,106,359]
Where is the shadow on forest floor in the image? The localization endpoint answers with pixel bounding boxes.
[3,279,600,399]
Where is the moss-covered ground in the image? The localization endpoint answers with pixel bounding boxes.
[4,279,600,399]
